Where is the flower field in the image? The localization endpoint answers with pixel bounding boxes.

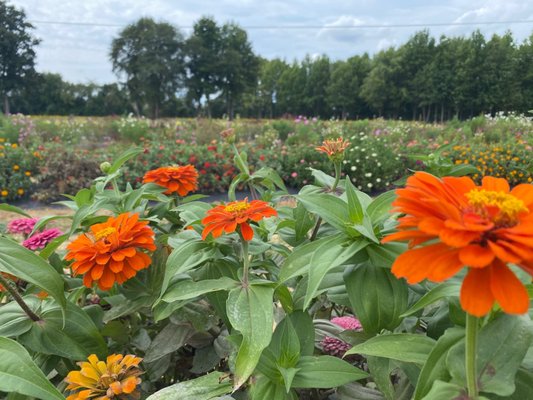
[0,114,532,400]
[0,113,532,203]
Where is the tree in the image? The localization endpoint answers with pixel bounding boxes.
[303,55,330,117]
[0,1,40,114]
[185,17,222,117]
[218,22,259,119]
[110,17,185,119]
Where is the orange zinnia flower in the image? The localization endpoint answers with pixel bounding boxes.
[65,354,143,400]
[382,172,533,317]
[66,213,156,291]
[143,165,198,196]
[201,198,277,241]
[316,138,350,161]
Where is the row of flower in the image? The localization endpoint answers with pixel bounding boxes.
[1,113,531,202]
[0,137,532,399]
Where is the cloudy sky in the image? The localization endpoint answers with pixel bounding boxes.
[9,0,533,84]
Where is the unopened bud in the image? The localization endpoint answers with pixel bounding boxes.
[100,161,112,174]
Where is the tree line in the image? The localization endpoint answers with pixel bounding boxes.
[2,0,533,120]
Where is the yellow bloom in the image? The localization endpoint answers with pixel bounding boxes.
[25,171,31,177]
[17,188,24,196]
[0,137,4,143]
[11,143,17,149]
[65,354,143,400]
[13,165,20,171]
[1,190,7,197]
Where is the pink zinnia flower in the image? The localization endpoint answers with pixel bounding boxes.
[23,228,63,251]
[321,316,362,358]
[7,218,38,235]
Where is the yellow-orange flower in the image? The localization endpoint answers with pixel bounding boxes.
[202,198,277,241]
[66,213,156,290]
[316,138,350,161]
[382,172,533,317]
[65,354,143,400]
[143,165,198,196]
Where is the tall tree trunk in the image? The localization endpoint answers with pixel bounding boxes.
[440,103,444,123]
[3,94,10,115]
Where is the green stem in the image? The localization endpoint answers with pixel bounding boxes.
[465,314,479,399]
[240,233,250,287]
[0,274,41,322]
[332,162,341,192]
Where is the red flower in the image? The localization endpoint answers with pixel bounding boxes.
[143,165,198,196]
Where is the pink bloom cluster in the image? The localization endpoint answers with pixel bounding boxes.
[7,218,38,235]
[321,316,362,358]
[22,228,63,251]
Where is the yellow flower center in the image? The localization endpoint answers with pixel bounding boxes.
[466,189,527,226]
[94,227,117,241]
[224,201,250,213]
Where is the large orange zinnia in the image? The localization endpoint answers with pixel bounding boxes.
[66,213,156,290]
[201,198,277,241]
[382,172,533,317]
[143,165,198,196]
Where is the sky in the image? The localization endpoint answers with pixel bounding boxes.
[9,0,533,84]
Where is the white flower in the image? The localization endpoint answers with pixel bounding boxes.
[372,153,377,157]
[365,172,372,177]
[376,178,382,183]
[351,166,357,171]
[377,162,382,167]
[367,183,373,188]
[358,185,362,190]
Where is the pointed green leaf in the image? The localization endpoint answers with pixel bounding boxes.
[366,191,396,224]
[345,177,364,223]
[227,284,274,389]
[0,204,31,218]
[162,277,239,303]
[402,282,460,317]
[345,334,436,364]
[0,238,66,318]
[108,147,143,174]
[0,337,65,400]
[291,356,368,388]
[146,371,232,400]
[297,193,350,233]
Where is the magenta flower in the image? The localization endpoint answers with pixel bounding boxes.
[23,228,63,251]
[7,218,38,235]
[321,316,362,358]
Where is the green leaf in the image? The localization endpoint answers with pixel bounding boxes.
[108,147,143,174]
[162,277,239,303]
[291,356,368,388]
[161,239,216,298]
[297,193,350,233]
[39,234,69,260]
[448,164,480,177]
[490,368,533,400]
[279,367,300,393]
[366,242,406,268]
[0,337,65,400]
[293,201,315,242]
[0,204,31,218]
[305,239,368,309]
[19,300,107,360]
[289,311,315,357]
[337,382,385,399]
[401,282,460,317]
[420,381,470,400]
[279,235,344,283]
[32,215,71,235]
[0,297,39,337]
[0,238,66,319]
[413,328,464,400]
[446,314,533,397]
[366,190,396,224]
[345,334,436,364]
[309,168,336,188]
[143,322,195,363]
[226,284,274,389]
[345,177,364,223]
[345,263,408,335]
[146,371,232,400]
[367,356,395,400]
[250,375,297,400]
[269,317,300,368]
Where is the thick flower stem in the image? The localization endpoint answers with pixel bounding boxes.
[0,274,41,322]
[310,161,341,241]
[465,314,479,399]
[240,234,250,287]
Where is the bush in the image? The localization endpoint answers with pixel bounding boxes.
[0,140,38,202]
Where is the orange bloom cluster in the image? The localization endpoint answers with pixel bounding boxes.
[143,165,198,196]
[383,172,533,316]
[65,354,143,400]
[202,198,277,241]
[316,138,350,161]
[66,213,156,291]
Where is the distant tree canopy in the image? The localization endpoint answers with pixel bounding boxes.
[5,11,533,120]
[0,0,39,114]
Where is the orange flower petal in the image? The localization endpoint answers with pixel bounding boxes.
[459,244,495,267]
[239,223,254,241]
[481,176,510,193]
[460,268,495,317]
[490,262,529,314]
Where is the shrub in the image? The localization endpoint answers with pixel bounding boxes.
[0,140,38,202]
